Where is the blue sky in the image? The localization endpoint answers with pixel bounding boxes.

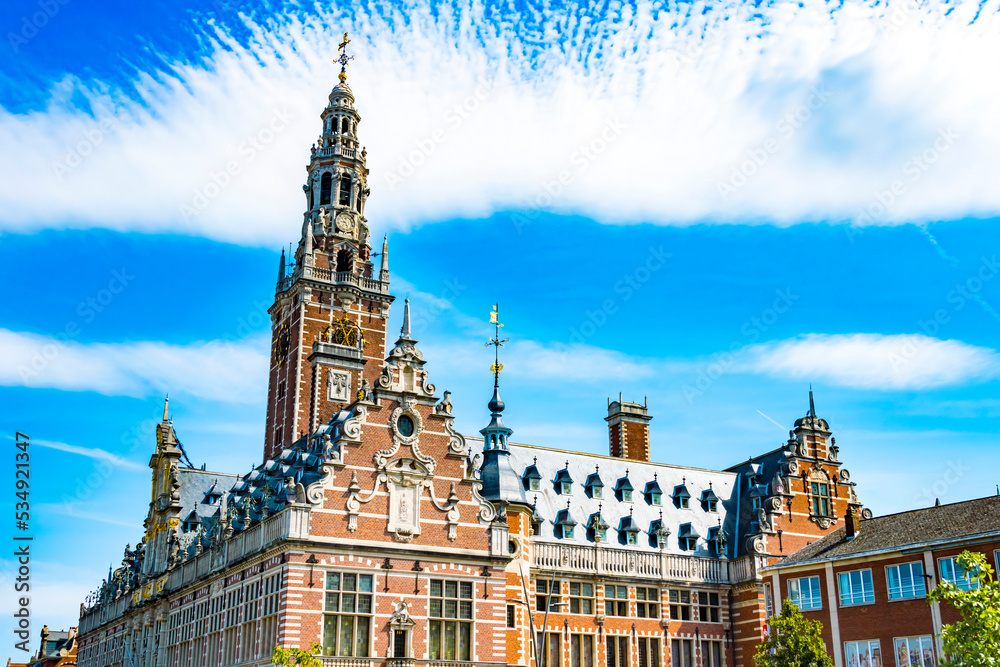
[2,0,1000,652]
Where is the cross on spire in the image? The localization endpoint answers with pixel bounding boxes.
[335,32,354,82]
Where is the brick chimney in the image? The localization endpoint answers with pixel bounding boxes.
[606,394,652,462]
[845,505,861,540]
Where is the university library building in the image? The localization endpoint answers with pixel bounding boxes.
[74,56,1000,667]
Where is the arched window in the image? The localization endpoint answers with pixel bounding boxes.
[319,173,332,206]
[342,118,349,134]
[339,175,352,206]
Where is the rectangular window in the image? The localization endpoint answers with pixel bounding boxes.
[706,499,718,512]
[322,571,373,657]
[429,578,473,661]
[636,588,659,618]
[763,582,774,619]
[668,590,691,621]
[810,482,831,516]
[564,525,575,539]
[939,556,978,592]
[701,641,723,667]
[650,492,662,506]
[561,482,572,495]
[604,585,628,617]
[844,640,880,667]
[637,638,660,667]
[886,562,925,600]
[506,605,515,628]
[622,490,633,502]
[838,569,875,606]
[569,582,594,615]
[697,592,720,622]
[627,532,637,545]
[569,634,595,667]
[593,486,603,499]
[537,579,562,613]
[893,636,935,667]
[669,639,692,667]
[788,576,823,611]
[606,636,628,667]
[542,633,560,667]
[530,478,540,491]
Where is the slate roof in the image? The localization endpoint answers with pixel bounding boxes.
[496,441,738,558]
[773,495,1000,568]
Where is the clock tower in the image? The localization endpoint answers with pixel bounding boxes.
[264,41,394,460]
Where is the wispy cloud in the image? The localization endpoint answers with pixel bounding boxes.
[2,0,999,243]
[0,329,268,401]
[740,333,1000,390]
[33,439,145,470]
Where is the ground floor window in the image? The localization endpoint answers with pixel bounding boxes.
[845,640,881,667]
[670,639,693,667]
[607,636,629,667]
[700,640,723,667]
[893,636,934,667]
[429,621,471,661]
[569,634,594,667]
[637,637,660,667]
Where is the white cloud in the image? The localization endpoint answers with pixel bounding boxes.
[33,440,145,470]
[741,333,1000,389]
[0,329,268,401]
[1,0,999,244]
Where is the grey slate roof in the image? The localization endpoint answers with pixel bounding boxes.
[493,440,738,556]
[773,495,1000,568]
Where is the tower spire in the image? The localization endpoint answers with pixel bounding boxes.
[400,298,413,339]
[379,235,389,282]
[808,384,816,417]
[162,395,169,422]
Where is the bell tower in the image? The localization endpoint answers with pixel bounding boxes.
[264,36,394,460]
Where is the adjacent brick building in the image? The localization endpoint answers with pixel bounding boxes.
[75,54,898,667]
[763,496,1000,667]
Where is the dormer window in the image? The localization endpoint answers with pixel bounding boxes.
[645,477,663,506]
[588,512,610,543]
[650,520,670,549]
[555,466,573,496]
[615,475,634,503]
[618,514,640,546]
[555,508,577,540]
[701,487,719,513]
[708,526,727,557]
[522,461,541,492]
[182,511,201,533]
[678,523,699,551]
[585,469,604,499]
[673,482,691,509]
[203,483,222,506]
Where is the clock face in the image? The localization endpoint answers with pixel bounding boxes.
[335,213,353,233]
[273,323,290,366]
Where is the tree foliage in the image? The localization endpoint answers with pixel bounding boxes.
[754,599,834,667]
[272,642,323,667]
[928,550,1000,667]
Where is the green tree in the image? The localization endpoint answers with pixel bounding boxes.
[928,550,1000,666]
[754,599,834,667]
[272,642,323,667]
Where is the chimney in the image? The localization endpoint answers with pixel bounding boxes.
[606,394,653,462]
[845,505,861,540]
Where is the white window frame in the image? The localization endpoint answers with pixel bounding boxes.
[892,635,935,667]
[843,639,880,667]
[885,562,925,601]
[787,576,823,611]
[838,569,875,607]
[561,482,572,495]
[939,556,978,592]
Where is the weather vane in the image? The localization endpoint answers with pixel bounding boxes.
[485,304,509,385]
[335,32,354,82]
